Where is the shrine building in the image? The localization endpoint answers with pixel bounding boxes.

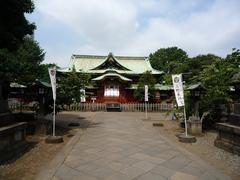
[59,53,168,103]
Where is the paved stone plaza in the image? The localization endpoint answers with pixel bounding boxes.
[37,112,231,180]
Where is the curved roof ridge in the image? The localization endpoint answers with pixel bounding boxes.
[72,54,107,59]
[91,52,131,71]
[92,72,132,81]
[72,54,147,59]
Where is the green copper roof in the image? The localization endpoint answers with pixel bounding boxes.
[59,53,163,75]
[155,84,173,90]
[39,81,52,88]
[126,83,205,91]
[187,83,204,90]
[92,73,132,81]
[10,82,27,88]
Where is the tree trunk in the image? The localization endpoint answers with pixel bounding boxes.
[0,80,9,113]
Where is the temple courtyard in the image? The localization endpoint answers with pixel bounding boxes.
[34,112,234,180]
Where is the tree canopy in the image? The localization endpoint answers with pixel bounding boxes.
[0,0,35,51]
[149,47,189,83]
[134,71,156,102]
[149,47,188,73]
[0,0,45,85]
[58,68,91,105]
[183,54,221,83]
[0,37,45,84]
[149,46,240,127]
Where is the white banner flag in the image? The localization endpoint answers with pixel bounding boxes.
[172,74,184,107]
[145,85,148,102]
[48,67,56,100]
[80,88,86,102]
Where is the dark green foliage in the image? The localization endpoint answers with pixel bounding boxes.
[58,68,91,105]
[38,63,58,83]
[195,50,239,128]
[198,60,230,125]
[225,48,240,71]
[149,46,240,128]
[185,54,221,83]
[15,37,45,84]
[134,71,156,101]
[0,37,45,83]
[0,48,16,80]
[0,0,43,85]
[149,47,188,73]
[149,47,188,84]
[0,0,35,51]
[0,0,37,105]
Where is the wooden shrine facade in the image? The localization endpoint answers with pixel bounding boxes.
[59,53,165,103]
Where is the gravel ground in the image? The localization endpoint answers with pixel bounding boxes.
[155,120,240,180]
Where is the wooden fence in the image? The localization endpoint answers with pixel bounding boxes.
[8,102,38,112]
[65,103,174,112]
[9,101,174,112]
[65,103,106,111]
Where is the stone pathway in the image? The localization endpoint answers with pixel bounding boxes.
[37,112,231,180]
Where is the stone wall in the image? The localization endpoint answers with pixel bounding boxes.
[0,122,27,163]
[0,100,9,113]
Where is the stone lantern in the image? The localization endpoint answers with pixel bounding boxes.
[187,83,205,135]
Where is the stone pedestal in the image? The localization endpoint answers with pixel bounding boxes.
[177,133,197,143]
[187,116,202,135]
[214,123,240,155]
[45,136,63,144]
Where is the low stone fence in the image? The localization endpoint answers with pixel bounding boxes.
[215,123,240,155]
[64,103,174,112]
[0,122,27,164]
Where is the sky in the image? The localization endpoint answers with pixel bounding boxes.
[28,0,240,67]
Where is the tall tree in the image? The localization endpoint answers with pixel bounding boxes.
[185,54,221,83]
[149,47,188,73]
[196,55,237,127]
[134,71,156,102]
[0,0,42,114]
[58,68,91,105]
[0,0,44,84]
[149,47,188,83]
[225,48,240,71]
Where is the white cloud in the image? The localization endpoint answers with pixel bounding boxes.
[34,0,240,66]
[37,0,137,48]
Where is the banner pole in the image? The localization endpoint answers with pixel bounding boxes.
[144,85,148,120]
[183,105,187,136]
[53,100,56,137]
[145,102,148,119]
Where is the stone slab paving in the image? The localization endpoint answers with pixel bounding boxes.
[37,112,231,180]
